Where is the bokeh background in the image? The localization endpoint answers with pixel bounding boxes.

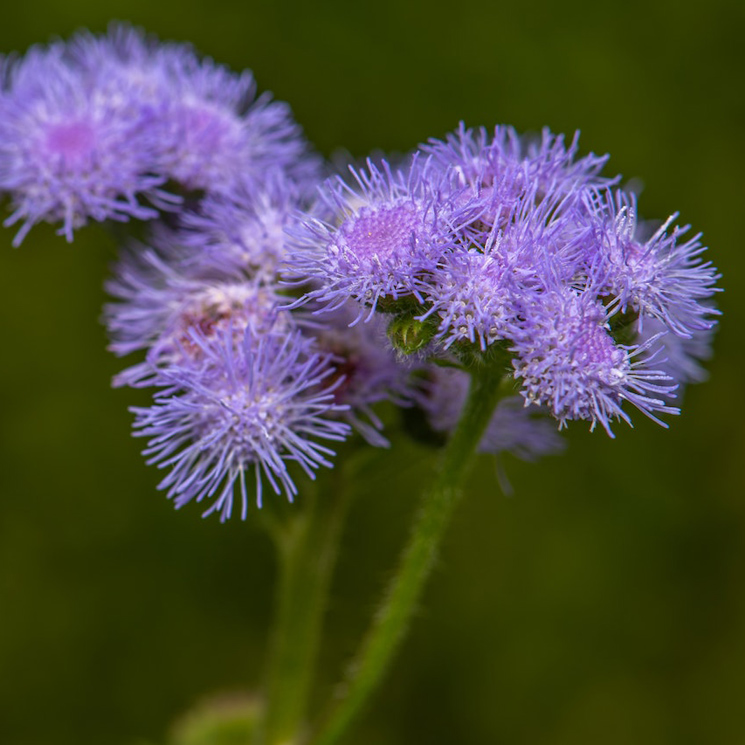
[1,1,743,744]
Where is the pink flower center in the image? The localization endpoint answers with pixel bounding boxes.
[45,121,96,163]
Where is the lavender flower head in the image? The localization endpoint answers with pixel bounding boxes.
[3,23,721,515]
[105,223,298,384]
[580,189,721,338]
[175,171,314,282]
[421,123,615,208]
[132,326,351,520]
[286,157,448,321]
[418,180,585,351]
[0,39,166,245]
[510,285,679,435]
[70,24,320,194]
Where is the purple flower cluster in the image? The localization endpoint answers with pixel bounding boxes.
[289,124,720,435]
[0,25,411,518]
[1,27,722,516]
[0,24,317,245]
[104,169,417,517]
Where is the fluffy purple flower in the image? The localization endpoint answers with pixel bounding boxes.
[288,124,612,334]
[510,287,679,435]
[74,25,318,193]
[287,122,719,436]
[418,365,565,460]
[175,171,316,282]
[421,246,522,351]
[70,24,320,194]
[132,326,351,520]
[581,189,721,338]
[1,25,320,244]
[419,182,587,350]
[105,236,293,387]
[0,40,166,245]
[154,60,316,195]
[421,123,615,217]
[286,157,448,320]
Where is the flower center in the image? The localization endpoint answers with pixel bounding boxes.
[45,121,96,163]
[342,203,420,262]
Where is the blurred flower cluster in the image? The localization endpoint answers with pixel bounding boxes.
[0,25,721,519]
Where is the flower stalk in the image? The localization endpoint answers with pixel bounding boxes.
[258,460,353,745]
[308,351,509,745]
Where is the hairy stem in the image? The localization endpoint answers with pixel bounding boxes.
[308,358,507,745]
[258,462,352,745]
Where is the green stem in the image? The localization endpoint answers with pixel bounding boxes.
[258,461,352,745]
[308,359,507,745]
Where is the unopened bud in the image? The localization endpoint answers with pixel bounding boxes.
[388,315,438,355]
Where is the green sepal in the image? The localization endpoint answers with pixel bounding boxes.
[387,314,439,355]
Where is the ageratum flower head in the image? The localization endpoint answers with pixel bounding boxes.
[175,170,316,282]
[579,189,721,338]
[510,285,679,435]
[286,156,449,321]
[0,38,166,245]
[421,123,615,208]
[105,229,294,387]
[419,180,588,351]
[415,125,616,352]
[70,24,320,194]
[132,326,351,520]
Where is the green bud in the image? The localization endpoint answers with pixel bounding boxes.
[388,315,438,355]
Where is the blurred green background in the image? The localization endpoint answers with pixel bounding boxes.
[1,1,743,744]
